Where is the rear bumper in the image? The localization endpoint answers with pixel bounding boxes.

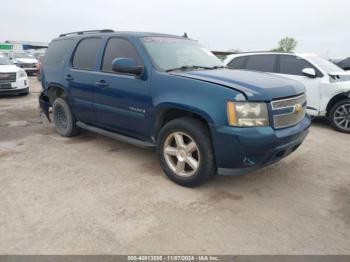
[212,116,311,176]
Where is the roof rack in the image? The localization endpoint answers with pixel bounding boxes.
[59,29,114,37]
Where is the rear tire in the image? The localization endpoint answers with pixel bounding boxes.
[157,117,216,187]
[52,97,80,137]
[329,98,350,133]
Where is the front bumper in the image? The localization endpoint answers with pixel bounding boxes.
[212,116,311,176]
[0,86,29,96]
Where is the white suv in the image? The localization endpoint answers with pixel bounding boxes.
[225,52,350,133]
[0,54,29,96]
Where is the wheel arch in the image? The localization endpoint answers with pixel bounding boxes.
[153,103,214,140]
[326,91,350,116]
[46,83,69,104]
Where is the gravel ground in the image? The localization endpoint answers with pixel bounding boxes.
[0,77,349,254]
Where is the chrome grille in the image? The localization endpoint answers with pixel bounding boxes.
[272,94,306,129]
[0,72,16,84]
[271,94,306,109]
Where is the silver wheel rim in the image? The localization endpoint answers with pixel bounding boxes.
[163,131,200,177]
[334,104,350,130]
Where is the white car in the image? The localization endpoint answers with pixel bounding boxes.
[224,52,350,133]
[0,54,29,96]
[8,52,39,75]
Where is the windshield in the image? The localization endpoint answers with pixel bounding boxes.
[14,53,34,59]
[306,55,343,73]
[0,55,12,65]
[141,37,223,71]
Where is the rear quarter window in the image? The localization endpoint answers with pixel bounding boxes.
[245,55,277,73]
[227,56,248,69]
[44,39,74,67]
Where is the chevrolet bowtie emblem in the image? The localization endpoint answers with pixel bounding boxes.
[295,104,302,113]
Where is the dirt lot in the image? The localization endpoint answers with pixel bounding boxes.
[0,78,349,254]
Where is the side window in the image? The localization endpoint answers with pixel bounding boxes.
[102,38,142,73]
[44,39,73,67]
[72,38,101,70]
[245,55,277,73]
[279,55,317,76]
[227,56,247,69]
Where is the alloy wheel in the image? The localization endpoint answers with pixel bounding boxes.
[333,103,350,131]
[163,131,200,177]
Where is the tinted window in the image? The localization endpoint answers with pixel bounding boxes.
[102,38,141,72]
[227,56,247,69]
[72,38,101,70]
[279,55,315,76]
[44,39,73,66]
[245,55,277,73]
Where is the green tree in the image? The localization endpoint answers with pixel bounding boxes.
[272,37,297,52]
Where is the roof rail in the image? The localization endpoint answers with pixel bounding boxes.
[237,50,294,54]
[59,29,114,37]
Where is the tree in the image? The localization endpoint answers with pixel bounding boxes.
[272,37,297,52]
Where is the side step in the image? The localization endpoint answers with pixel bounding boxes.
[76,121,155,148]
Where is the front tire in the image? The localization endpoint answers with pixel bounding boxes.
[52,97,79,137]
[329,98,350,133]
[157,117,216,187]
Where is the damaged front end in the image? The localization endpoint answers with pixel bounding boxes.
[39,91,51,122]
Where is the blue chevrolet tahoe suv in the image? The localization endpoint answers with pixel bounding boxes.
[39,29,311,187]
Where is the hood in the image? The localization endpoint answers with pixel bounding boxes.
[14,58,38,64]
[329,71,350,82]
[170,69,305,101]
[0,64,21,73]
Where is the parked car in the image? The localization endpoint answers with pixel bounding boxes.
[225,52,350,133]
[39,30,310,187]
[36,54,45,81]
[0,54,29,96]
[8,52,38,75]
[337,57,350,71]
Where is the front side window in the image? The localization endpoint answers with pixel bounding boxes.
[102,38,142,72]
[72,38,101,70]
[141,37,222,71]
[245,55,277,73]
[279,55,316,76]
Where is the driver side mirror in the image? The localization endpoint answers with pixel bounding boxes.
[112,58,144,76]
[302,68,317,78]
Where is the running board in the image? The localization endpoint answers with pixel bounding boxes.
[76,121,155,148]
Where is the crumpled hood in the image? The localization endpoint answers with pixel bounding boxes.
[14,58,38,64]
[170,69,305,101]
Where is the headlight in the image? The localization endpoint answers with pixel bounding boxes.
[18,70,27,78]
[227,101,269,127]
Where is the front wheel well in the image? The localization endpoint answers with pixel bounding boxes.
[326,92,350,116]
[155,108,211,139]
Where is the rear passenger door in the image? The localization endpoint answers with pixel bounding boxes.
[66,37,102,124]
[94,37,150,139]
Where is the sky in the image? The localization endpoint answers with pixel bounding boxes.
[1,0,349,59]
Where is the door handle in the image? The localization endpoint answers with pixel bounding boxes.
[64,74,74,81]
[95,80,108,88]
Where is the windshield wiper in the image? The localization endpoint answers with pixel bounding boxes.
[166,65,214,72]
